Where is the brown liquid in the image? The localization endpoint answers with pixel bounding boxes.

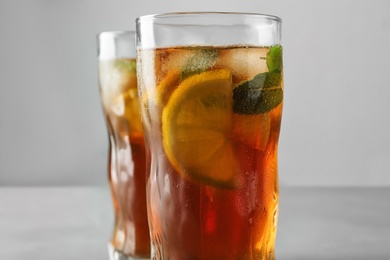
[138,46,282,259]
[99,58,150,258]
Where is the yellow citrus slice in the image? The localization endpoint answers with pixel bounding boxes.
[162,69,242,188]
[113,88,143,135]
[155,70,181,106]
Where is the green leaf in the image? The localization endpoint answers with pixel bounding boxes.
[264,71,282,88]
[233,73,283,114]
[181,49,219,80]
[266,45,283,72]
[233,46,283,115]
[114,59,136,72]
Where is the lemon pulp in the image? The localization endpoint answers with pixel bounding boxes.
[113,88,143,135]
[162,69,242,188]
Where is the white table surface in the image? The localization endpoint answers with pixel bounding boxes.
[0,187,389,260]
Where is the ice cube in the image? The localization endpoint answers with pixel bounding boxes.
[215,47,269,84]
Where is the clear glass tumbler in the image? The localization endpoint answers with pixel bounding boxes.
[97,31,150,260]
[136,12,283,259]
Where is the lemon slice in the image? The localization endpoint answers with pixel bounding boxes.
[155,70,181,106]
[162,69,242,188]
[113,88,143,135]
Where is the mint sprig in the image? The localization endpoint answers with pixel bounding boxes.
[233,45,283,114]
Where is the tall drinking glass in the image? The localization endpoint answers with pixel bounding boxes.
[136,12,283,259]
[98,31,150,260]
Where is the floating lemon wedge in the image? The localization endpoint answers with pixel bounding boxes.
[113,88,143,135]
[162,69,242,188]
[155,70,181,106]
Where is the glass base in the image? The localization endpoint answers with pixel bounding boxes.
[108,243,150,260]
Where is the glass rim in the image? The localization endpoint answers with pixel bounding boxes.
[136,12,282,24]
[97,30,135,39]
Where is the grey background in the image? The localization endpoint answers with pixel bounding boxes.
[0,0,389,186]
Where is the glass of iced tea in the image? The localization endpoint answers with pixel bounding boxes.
[136,12,283,259]
[97,31,150,260]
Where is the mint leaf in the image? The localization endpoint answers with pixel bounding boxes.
[266,45,283,72]
[233,72,283,114]
[181,49,219,80]
[114,59,136,72]
[233,46,283,114]
[264,71,282,88]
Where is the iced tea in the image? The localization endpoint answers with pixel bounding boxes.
[99,57,150,259]
[137,44,283,259]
